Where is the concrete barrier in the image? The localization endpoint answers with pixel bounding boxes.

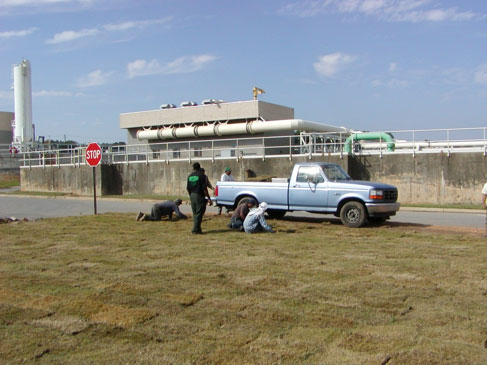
[0,152,22,173]
[19,152,487,205]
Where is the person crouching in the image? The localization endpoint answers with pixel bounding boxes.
[243,202,275,233]
[136,199,187,221]
[228,198,256,231]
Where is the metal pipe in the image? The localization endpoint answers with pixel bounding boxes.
[136,119,347,141]
[344,132,395,153]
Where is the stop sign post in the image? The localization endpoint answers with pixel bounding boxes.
[85,143,102,214]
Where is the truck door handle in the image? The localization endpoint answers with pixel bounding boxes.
[333,192,341,195]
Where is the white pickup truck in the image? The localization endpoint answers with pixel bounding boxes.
[213,162,400,228]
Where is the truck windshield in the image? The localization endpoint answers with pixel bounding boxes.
[321,165,351,181]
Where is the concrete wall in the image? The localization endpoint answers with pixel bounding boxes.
[20,165,102,196]
[111,154,346,197]
[0,153,22,172]
[348,153,486,204]
[19,152,487,205]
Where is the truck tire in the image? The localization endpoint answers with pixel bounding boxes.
[237,196,256,208]
[340,201,367,228]
[266,209,286,219]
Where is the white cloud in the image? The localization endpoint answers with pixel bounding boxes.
[396,7,475,22]
[127,59,161,78]
[76,69,114,88]
[389,62,397,72]
[278,0,334,17]
[387,78,408,88]
[0,0,93,14]
[45,17,171,46]
[0,0,93,7]
[46,28,98,44]
[441,67,469,85]
[0,27,37,38]
[371,79,383,87]
[104,17,172,32]
[371,78,408,88]
[33,90,73,96]
[279,0,479,22]
[475,65,487,84]
[127,54,217,79]
[0,0,71,6]
[313,52,355,77]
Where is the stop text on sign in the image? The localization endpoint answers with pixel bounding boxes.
[86,150,101,160]
[85,142,102,167]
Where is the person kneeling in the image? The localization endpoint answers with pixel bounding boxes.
[243,202,275,234]
[136,199,187,221]
[228,199,256,231]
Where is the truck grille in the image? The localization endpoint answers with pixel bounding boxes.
[384,189,398,202]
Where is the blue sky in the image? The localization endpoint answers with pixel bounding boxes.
[0,0,486,143]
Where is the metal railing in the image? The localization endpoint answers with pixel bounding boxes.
[17,127,487,169]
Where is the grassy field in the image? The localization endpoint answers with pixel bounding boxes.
[1,213,487,364]
[0,174,20,189]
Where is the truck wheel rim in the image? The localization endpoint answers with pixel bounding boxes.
[346,208,359,223]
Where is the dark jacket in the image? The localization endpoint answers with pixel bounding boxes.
[187,170,206,195]
[155,201,187,219]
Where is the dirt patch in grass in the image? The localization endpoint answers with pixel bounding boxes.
[1,213,487,363]
[33,315,89,335]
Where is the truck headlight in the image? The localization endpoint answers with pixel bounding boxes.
[369,189,383,200]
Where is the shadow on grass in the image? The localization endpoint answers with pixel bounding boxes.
[278,214,430,229]
[200,229,232,234]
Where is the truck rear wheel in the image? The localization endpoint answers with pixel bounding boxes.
[266,209,286,219]
[237,196,256,208]
[340,201,367,228]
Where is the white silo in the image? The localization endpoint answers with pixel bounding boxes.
[13,59,34,149]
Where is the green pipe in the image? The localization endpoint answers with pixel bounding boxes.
[344,132,395,153]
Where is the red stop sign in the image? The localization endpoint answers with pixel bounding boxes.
[85,142,102,167]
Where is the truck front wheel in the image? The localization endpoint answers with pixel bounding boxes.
[340,201,367,228]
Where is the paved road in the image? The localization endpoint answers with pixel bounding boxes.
[1,193,485,228]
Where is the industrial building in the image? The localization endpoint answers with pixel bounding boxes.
[0,111,14,145]
[119,99,348,158]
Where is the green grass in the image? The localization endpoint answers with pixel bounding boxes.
[0,174,20,189]
[1,214,486,363]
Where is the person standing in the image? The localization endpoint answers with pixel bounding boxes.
[136,199,187,221]
[187,162,212,234]
[218,167,235,215]
[220,167,235,182]
[482,182,487,208]
[482,182,487,236]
